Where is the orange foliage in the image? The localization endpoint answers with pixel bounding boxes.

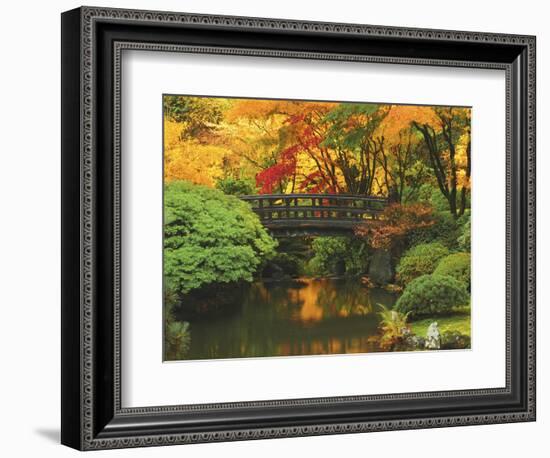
[225,99,336,122]
[355,203,435,249]
[163,95,472,216]
[164,119,233,185]
[378,105,439,142]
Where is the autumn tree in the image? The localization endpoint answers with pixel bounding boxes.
[412,107,471,217]
[162,96,471,215]
[253,102,389,196]
[226,99,338,194]
[318,103,386,195]
[223,100,291,189]
[163,95,223,141]
[163,96,236,185]
[375,105,439,203]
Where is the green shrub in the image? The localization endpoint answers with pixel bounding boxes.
[215,176,256,196]
[310,236,368,276]
[303,257,323,277]
[164,181,277,294]
[396,242,449,285]
[408,211,460,249]
[457,216,471,251]
[428,186,450,212]
[262,236,312,278]
[394,274,469,318]
[264,252,302,277]
[413,184,471,218]
[434,252,471,287]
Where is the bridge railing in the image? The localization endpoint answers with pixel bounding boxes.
[240,193,388,222]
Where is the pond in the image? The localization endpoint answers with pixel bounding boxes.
[171,277,397,361]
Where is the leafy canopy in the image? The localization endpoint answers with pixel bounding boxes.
[164,181,277,294]
[163,96,223,140]
[163,96,472,219]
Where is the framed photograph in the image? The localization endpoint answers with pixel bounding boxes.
[61,6,536,450]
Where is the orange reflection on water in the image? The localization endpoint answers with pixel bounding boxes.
[288,283,324,322]
[284,278,373,323]
[274,336,376,356]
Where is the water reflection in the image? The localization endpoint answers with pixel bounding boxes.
[172,278,397,361]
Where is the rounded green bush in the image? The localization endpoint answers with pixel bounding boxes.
[434,252,471,287]
[408,211,462,249]
[394,274,469,318]
[164,181,277,295]
[395,242,449,285]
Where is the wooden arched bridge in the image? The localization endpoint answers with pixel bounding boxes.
[240,193,388,237]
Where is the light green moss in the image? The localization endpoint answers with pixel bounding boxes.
[409,312,471,337]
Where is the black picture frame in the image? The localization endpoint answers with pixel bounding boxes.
[61,6,536,450]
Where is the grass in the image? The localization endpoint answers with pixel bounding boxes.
[409,310,471,337]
